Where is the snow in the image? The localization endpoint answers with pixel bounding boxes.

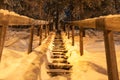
[62,30,120,80]
[0,29,120,80]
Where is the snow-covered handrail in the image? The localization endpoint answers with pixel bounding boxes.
[65,14,120,31]
[0,9,49,25]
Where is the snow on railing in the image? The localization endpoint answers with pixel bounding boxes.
[64,14,120,80]
[65,14,120,31]
[0,9,49,25]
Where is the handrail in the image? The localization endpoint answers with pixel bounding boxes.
[64,14,120,31]
[0,9,49,26]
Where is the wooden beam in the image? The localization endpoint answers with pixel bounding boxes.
[0,25,7,61]
[79,27,84,56]
[72,25,74,46]
[39,25,43,45]
[28,25,34,54]
[67,15,120,31]
[103,30,119,80]
[0,10,49,26]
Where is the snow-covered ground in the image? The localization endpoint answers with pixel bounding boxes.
[0,29,120,80]
[62,30,120,80]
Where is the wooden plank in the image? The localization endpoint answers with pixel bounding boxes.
[72,25,74,46]
[0,25,7,61]
[79,27,83,56]
[39,25,42,45]
[28,25,34,54]
[104,30,119,80]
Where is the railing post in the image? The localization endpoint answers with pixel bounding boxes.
[79,27,83,56]
[28,25,34,54]
[65,24,67,36]
[103,30,119,80]
[82,29,86,37]
[37,26,40,36]
[68,25,70,39]
[45,25,47,38]
[72,25,74,46]
[0,25,7,61]
[39,25,42,45]
[48,24,50,35]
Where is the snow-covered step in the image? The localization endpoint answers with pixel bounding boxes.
[52,59,68,63]
[51,55,68,59]
[48,63,72,70]
[52,50,68,53]
[53,48,66,51]
[52,52,66,55]
[47,69,72,76]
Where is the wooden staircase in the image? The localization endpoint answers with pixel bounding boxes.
[47,31,72,79]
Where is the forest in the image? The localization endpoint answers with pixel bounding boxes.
[0,0,120,20]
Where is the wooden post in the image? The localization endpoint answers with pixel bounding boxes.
[65,24,67,36]
[0,26,3,61]
[68,25,70,39]
[39,25,42,45]
[82,29,86,37]
[72,25,74,46]
[0,25,7,61]
[45,25,47,38]
[28,25,34,54]
[37,26,40,36]
[79,27,83,56]
[48,24,50,35]
[103,30,119,80]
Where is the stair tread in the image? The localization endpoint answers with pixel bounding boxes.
[48,63,72,66]
[47,69,72,73]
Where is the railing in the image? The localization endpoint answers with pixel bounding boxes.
[0,9,50,61]
[64,14,120,80]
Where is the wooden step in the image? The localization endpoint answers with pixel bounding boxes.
[52,52,66,55]
[53,47,66,51]
[53,45,65,48]
[51,55,68,59]
[52,60,67,63]
[52,59,68,63]
[48,63,72,70]
[55,38,62,40]
[54,39,63,41]
[52,50,68,53]
[47,69,72,74]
